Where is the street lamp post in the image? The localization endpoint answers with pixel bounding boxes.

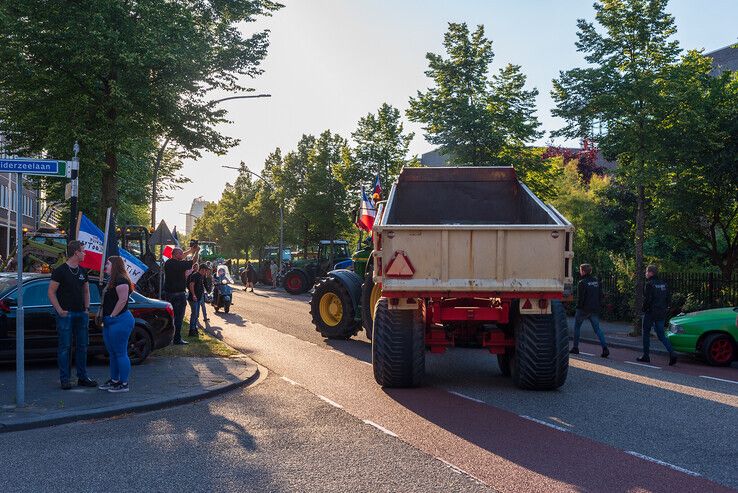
[150,93,272,228]
[221,165,284,273]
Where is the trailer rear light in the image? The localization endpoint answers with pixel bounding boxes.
[165,303,174,320]
[0,300,11,313]
[521,298,533,310]
[538,299,548,310]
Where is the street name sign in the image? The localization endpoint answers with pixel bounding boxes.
[0,158,70,178]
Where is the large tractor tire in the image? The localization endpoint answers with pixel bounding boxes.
[372,298,425,388]
[284,269,309,295]
[310,277,360,339]
[510,300,569,390]
[360,270,382,340]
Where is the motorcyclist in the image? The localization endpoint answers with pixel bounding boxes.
[213,265,232,306]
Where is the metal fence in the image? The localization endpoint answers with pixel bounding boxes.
[571,271,738,321]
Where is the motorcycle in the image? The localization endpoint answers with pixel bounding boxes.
[212,271,233,313]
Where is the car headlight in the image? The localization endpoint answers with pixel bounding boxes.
[669,323,684,334]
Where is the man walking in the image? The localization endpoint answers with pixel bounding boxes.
[570,264,609,358]
[48,240,98,390]
[638,265,677,366]
[163,244,199,345]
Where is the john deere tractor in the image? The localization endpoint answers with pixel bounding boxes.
[308,237,382,340]
[282,240,352,295]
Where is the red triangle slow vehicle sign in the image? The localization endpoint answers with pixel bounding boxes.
[385,251,415,278]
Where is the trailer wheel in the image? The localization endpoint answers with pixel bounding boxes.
[372,298,425,388]
[284,269,309,295]
[360,270,381,340]
[310,277,360,339]
[511,301,569,390]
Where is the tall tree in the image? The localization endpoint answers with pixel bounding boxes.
[551,0,680,330]
[407,23,542,167]
[0,0,281,223]
[653,51,738,280]
[351,103,414,189]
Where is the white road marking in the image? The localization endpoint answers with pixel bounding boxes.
[624,361,661,369]
[280,376,300,386]
[363,420,398,437]
[578,351,595,356]
[448,391,486,404]
[626,451,701,477]
[700,375,738,385]
[329,349,344,356]
[519,415,569,432]
[282,333,297,339]
[360,361,373,366]
[317,395,344,409]
[435,457,486,484]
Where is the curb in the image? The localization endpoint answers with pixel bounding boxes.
[0,359,260,434]
[572,335,669,356]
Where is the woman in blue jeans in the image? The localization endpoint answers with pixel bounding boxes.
[98,256,135,393]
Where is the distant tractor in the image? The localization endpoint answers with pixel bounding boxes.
[282,240,351,295]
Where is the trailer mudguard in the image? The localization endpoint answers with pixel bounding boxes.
[327,269,363,318]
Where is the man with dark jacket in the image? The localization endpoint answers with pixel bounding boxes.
[638,265,677,365]
[570,264,609,358]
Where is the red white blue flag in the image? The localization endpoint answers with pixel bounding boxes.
[372,174,382,199]
[77,214,148,282]
[357,187,376,232]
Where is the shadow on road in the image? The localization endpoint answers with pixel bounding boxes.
[325,338,371,364]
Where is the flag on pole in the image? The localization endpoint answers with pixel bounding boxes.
[77,213,148,283]
[372,174,382,199]
[357,187,376,232]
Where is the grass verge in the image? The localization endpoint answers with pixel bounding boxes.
[155,322,239,358]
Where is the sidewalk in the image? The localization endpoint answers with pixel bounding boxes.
[568,316,670,355]
[0,352,258,433]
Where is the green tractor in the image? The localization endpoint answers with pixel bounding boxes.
[282,240,352,295]
[308,238,382,340]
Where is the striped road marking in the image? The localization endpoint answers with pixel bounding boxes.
[363,420,398,437]
[624,361,661,369]
[626,451,701,477]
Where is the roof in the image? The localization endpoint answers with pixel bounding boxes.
[706,43,738,75]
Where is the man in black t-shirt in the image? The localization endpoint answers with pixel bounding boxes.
[187,265,209,337]
[48,240,98,390]
[163,244,199,344]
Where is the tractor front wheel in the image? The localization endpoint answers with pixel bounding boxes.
[284,269,309,295]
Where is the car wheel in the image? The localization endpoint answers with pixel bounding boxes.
[128,325,153,365]
[702,333,736,366]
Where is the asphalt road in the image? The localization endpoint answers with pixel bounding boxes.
[208,286,738,492]
[0,370,490,493]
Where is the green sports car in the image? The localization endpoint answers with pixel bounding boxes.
[668,307,738,366]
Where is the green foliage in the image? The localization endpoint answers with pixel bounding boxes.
[351,103,414,189]
[0,0,281,223]
[407,23,542,168]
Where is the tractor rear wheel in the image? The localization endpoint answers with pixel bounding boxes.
[284,269,309,295]
[372,298,425,388]
[310,277,360,339]
[510,300,568,390]
[360,270,381,340]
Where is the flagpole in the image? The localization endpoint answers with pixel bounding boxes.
[100,207,111,287]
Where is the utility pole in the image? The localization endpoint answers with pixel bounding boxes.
[68,141,79,241]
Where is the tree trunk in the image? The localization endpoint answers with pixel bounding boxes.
[101,149,118,221]
[633,184,646,335]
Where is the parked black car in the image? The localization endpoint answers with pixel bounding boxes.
[0,273,174,365]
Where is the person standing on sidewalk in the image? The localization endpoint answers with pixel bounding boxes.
[638,265,677,366]
[188,264,209,337]
[201,262,213,325]
[98,256,135,393]
[570,264,610,358]
[245,261,256,292]
[270,259,279,289]
[48,240,98,390]
[163,244,199,345]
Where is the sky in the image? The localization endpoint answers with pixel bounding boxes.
[159,0,738,232]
